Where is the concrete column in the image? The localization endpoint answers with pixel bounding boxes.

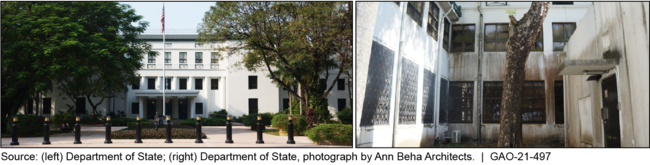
[139,97,144,119]
[140,77,145,90]
[205,76,210,113]
[191,97,196,118]
[189,76,194,90]
[172,76,177,90]
[221,77,226,109]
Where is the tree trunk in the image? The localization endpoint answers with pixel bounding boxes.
[498,2,549,148]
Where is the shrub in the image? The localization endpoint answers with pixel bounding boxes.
[52,113,76,129]
[111,118,139,126]
[126,120,150,129]
[112,127,206,139]
[242,113,273,130]
[179,118,225,127]
[209,109,228,120]
[271,114,307,135]
[282,99,301,115]
[306,124,352,146]
[6,114,45,135]
[336,107,352,124]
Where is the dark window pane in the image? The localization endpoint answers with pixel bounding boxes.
[26,99,33,114]
[552,24,564,42]
[179,79,187,90]
[165,78,171,89]
[248,76,257,89]
[320,79,327,91]
[282,99,290,112]
[485,42,496,51]
[482,82,503,123]
[43,98,52,114]
[131,103,139,114]
[522,81,546,123]
[76,98,86,114]
[485,25,496,41]
[337,79,345,90]
[248,99,258,114]
[438,78,449,123]
[195,79,203,90]
[555,81,564,124]
[449,81,473,123]
[565,23,576,41]
[552,2,573,5]
[398,57,419,125]
[211,79,219,90]
[148,78,156,89]
[338,99,346,111]
[196,103,203,114]
[465,42,475,52]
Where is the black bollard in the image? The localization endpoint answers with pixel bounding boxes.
[256,115,264,144]
[164,115,173,143]
[134,116,143,143]
[104,116,112,144]
[10,117,19,145]
[195,116,203,143]
[43,117,51,145]
[287,115,295,144]
[73,116,82,144]
[225,115,233,143]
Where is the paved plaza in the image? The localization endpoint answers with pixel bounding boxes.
[1,126,348,148]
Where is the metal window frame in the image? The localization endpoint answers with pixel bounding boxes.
[407,2,424,26]
[448,81,474,123]
[552,22,576,51]
[486,2,508,6]
[451,24,476,52]
[427,2,440,40]
[484,23,509,52]
[248,76,258,89]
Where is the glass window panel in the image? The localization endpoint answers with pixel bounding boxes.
[465,43,474,52]
[485,42,496,51]
[485,25,496,41]
[497,42,507,51]
[565,23,576,41]
[553,42,565,51]
[552,24,564,42]
[468,25,475,41]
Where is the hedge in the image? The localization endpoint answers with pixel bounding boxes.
[336,107,352,124]
[112,118,140,126]
[209,109,228,120]
[179,118,225,127]
[242,113,273,130]
[112,127,206,139]
[6,114,45,135]
[126,120,150,129]
[306,124,352,146]
[271,114,307,135]
[52,113,76,129]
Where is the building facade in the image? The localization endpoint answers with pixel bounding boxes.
[17,34,350,121]
[357,2,605,147]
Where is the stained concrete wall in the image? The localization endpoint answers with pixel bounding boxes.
[446,2,590,143]
[563,2,649,147]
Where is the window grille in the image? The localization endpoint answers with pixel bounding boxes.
[555,81,564,124]
[448,81,473,123]
[398,57,418,125]
[360,41,394,126]
[422,69,435,124]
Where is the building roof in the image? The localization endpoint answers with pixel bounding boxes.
[137,34,198,41]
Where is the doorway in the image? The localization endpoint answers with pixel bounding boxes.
[147,99,156,119]
[601,75,621,148]
[179,98,188,119]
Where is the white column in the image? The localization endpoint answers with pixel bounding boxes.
[172,76,177,90]
[140,77,145,90]
[191,97,196,118]
[159,76,164,90]
[205,76,210,113]
[139,97,144,119]
[189,76,194,90]
[221,77,226,109]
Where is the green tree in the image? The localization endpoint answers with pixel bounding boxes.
[197,2,352,127]
[1,2,156,119]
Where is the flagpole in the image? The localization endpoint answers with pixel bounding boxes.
[162,2,166,120]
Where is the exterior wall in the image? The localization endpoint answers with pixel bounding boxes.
[445,2,590,143]
[564,2,649,147]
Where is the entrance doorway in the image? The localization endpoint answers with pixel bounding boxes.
[147,99,156,119]
[601,75,621,148]
[179,98,188,119]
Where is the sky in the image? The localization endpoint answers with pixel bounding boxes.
[119,2,215,34]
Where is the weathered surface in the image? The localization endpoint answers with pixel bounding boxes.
[498,2,550,147]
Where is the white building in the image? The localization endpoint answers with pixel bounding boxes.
[18,34,350,120]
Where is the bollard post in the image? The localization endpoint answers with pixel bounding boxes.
[43,117,51,145]
[195,116,203,143]
[104,116,112,144]
[287,115,295,144]
[256,115,264,144]
[134,116,143,143]
[73,116,82,144]
[164,115,173,143]
[225,115,233,143]
[10,117,19,145]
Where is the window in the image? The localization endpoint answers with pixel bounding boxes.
[320,79,327,91]
[337,79,345,90]
[76,98,86,114]
[195,103,203,114]
[282,99,290,112]
[555,81,564,124]
[165,78,171,90]
[398,57,418,125]
[427,2,440,40]
[552,2,573,5]
[43,98,52,114]
[482,81,503,123]
[248,99,258,114]
[438,78,449,123]
[485,24,509,51]
[148,54,155,63]
[248,76,257,89]
[211,52,219,63]
[406,2,424,26]
[443,19,450,51]
[164,52,171,63]
[132,78,140,89]
[451,24,476,52]
[486,2,508,6]
[552,23,576,51]
[179,52,187,63]
[338,99,347,111]
[522,81,546,123]
[211,79,219,90]
[164,43,172,47]
[422,70,435,124]
[148,78,156,89]
[448,81,473,123]
[179,78,187,90]
[360,41,394,126]
[131,103,139,114]
[532,28,544,51]
[195,78,203,90]
[195,52,203,63]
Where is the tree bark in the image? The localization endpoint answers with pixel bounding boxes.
[498,2,549,148]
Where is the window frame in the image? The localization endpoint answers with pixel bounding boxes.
[179,78,187,90]
[552,22,576,51]
[179,52,187,63]
[248,98,258,114]
[484,23,510,52]
[148,54,156,63]
[132,77,140,89]
[43,98,52,114]
[195,52,203,63]
[164,52,171,63]
[448,81,474,123]
[195,78,203,90]
[443,19,450,51]
[195,103,203,114]
[427,2,440,40]
[211,78,219,90]
[248,76,258,89]
[521,81,546,124]
[165,78,171,90]
[147,78,156,90]
[451,24,476,52]
[406,2,424,26]
[337,79,345,90]
[211,52,219,63]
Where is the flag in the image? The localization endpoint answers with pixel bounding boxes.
[161,5,165,33]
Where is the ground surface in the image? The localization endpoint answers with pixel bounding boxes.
[1,126,348,148]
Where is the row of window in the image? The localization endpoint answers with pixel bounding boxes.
[314,78,347,91]
[132,78,220,90]
[131,102,204,114]
[281,98,348,112]
[402,2,576,52]
[149,52,219,64]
